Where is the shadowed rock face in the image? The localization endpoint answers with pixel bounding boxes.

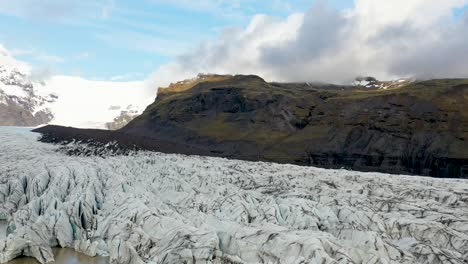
[120,75,468,178]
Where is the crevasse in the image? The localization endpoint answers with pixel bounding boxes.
[0,128,467,264]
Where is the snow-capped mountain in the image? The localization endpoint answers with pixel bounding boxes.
[0,45,154,129]
[0,46,57,126]
[0,127,467,263]
[353,76,413,89]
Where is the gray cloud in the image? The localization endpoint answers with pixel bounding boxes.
[261,3,346,66]
[386,19,468,78]
[149,0,468,86]
[30,67,54,83]
[258,3,353,82]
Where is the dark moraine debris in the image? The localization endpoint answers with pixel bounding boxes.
[32,125,213,158]
[34,75,468,178]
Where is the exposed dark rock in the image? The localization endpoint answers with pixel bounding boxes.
[33,125,214,158]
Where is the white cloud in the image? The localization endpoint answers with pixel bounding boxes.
[0,44,31,72]
[109,72,145,81]
[149,0,468,86]
[30,67,55,83]
[9,48,35,56]
[1,45,65,65]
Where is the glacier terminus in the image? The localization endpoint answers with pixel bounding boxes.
[0,127,467,264]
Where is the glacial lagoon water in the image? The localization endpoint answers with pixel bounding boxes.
[1,222,108,264]
[6,248,108,264]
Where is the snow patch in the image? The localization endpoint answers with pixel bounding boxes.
[0,84,28,98]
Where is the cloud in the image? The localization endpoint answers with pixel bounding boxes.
[1,44,65,67]
[384,16,468,78]
[109,72,145,81]
[9,48,35,56]
[149,0,468,86]
[30,67,55,83]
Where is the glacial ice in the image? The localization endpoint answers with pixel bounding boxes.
[0,127,467,263]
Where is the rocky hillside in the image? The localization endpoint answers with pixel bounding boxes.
[119,75,468,178]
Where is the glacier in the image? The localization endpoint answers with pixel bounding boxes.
[0,127,467,264]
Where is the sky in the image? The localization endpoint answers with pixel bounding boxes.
[0,0,467,85]
[0,0,333,81]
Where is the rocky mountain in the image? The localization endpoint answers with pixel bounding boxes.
[0,48,56,126]
[118,74,468,178]
[353,76,413,89]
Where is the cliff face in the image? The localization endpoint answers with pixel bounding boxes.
[120,75,468,178]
